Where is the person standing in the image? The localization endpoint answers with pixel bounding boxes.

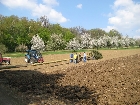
[70,52,73,63]
[83,52,87,62]
[79,53,82,62]
[74,53,78,64]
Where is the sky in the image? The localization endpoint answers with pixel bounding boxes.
[0,0,140,38]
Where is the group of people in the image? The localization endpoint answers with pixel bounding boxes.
[70,52,87,64]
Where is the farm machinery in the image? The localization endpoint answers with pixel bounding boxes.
[0,53,11,65]
[25,50,44,64]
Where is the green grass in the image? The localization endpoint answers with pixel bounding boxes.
[42,49,91,55]
[2,47,140,57]
[3,52,26,57]
[2,49,92,57]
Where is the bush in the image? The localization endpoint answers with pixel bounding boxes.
[90,50,103,60]
[0,43,7,54]
[15,44,27,52]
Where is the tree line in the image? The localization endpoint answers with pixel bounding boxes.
[0,15,139,53]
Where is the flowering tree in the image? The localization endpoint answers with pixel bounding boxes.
[67,33,137,50]
[128,38,136,47]
[110,36,119,48]
[89,38,97,49]
[30,34,45,51]
[89,38,103,49]
[67,38,81,51]
[122,36,130,47]
[80,33,92,48]
[119,36,135,48]
[135,38,140,47]
[47,33,66,51]
[102,35,136,49]
[101,35,121,49]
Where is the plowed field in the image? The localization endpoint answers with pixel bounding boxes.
[0,49,140,105]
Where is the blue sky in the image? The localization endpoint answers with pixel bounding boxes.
[0,0,140,38]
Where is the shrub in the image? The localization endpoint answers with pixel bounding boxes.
[15,44,27,52]
[91,50,103,60]
[0,43,7,54]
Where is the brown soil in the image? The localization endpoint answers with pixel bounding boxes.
[0,49,140,105]
[8,49,140,73]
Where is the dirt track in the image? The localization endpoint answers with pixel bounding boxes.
[0,49,140,105]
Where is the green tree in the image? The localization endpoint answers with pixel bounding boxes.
[89,28,107,38]
[38,27,50,45]
[108,29,122,38]
[0,15,19,52]
[62,28,75,42]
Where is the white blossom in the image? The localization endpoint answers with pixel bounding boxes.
[30,34,45,51]
[89,38,97,48]
[67,38,81,51]
[48,33,66,51]
[80,33,92,48]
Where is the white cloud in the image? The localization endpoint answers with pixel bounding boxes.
[0,0,68,23]
[104,0,140,38]
[0,0,36,9]
[114,0,133,7]
[49,9,67,22]
[43,0,59,6]
[32,4,51,17]
[76,4,82,9]
[103,26,117,32]
[108,17,121,25]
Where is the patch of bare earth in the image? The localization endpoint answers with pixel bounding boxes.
[0,49,140,105]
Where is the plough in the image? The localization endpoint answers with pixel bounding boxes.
[0,56,90,69]
[0,55,71,69]
[0,53,11,65]
[31,58,70,66]
[31,56,91,66]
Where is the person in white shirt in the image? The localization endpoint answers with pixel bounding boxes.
[83,52,86,62]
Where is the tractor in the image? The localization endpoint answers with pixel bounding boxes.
[25,50,44,64]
